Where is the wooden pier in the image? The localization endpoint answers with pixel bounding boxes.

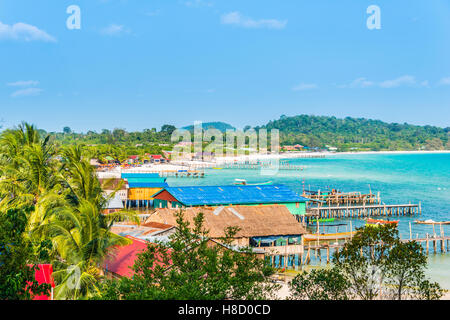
[303,191,381,206]
[306,203,421,220]
[269,234,450,269]
[222,160,304,171]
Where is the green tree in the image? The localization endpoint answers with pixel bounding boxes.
[333,225,398,300]
[289,268,350,300]
[0,207,51,300]
[385,241,443,300]
[94,210,279,300]
[0,124,138,300]
[290,225,443,300]
[424,138,444,150]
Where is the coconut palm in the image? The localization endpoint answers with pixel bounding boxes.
[0,125,138,299]
[35,199,132,299]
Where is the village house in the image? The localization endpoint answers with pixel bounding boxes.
[99,178,128,203]
[105,222,266,278]
[151,184,310,217]
[102,193,125,214]
[146,204,306,251]
[121,173,169,208]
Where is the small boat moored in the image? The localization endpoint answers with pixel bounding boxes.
[414,219,450,225]
[366,218,399,226]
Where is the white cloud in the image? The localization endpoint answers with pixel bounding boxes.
[379,75,416,88]
[221,12,287,30]
[0,21,56,42]
[438,77,450,86]
[339,75,428,89]
[100,24,130,36]
[338,77,374,89]
[292,83,318,91]
[11,88,43,98]
[7,80,39,87]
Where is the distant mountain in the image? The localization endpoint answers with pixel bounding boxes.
[181,122,235,133]
[256,115,450,152]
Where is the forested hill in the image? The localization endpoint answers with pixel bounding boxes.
[256,115,450,151]
[182,122,235,132]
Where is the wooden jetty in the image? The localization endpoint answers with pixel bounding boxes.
[119,169,205,178]
[222,160,304,171]
[269,234,450,269]
[305,203,421,220]
[303,190,381,206]
[158,170,205,178]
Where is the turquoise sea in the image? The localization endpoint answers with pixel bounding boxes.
[167,153,450,289]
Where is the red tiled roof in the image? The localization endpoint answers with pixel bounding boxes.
[128,155,138,159]
[151,155,162,159]
[141,221,174,230]
[32,264,55,300]
[104,236,148,278]
[104,236,171,278]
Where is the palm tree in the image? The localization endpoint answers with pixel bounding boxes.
[0,127,138,299]
[36,200,132,299]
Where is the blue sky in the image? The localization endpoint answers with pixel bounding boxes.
[1,0,450,132]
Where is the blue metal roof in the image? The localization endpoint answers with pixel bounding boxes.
[153,184,309,206]
[128,182,169,189]
[121,173,161,179]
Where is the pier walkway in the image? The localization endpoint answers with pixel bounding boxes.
[306,203,421,220]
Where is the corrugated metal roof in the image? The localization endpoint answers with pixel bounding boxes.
[121,173,161,179]
[148,205,307,237]
[104,193,124,209]
[153,184,309,206]
[128,182,169,189]
[125,177,167,183]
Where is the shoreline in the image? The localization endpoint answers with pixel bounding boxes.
[96,150,450,174]
[212,150,450,164]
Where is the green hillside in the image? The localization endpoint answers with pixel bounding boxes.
[181,122,235,133]
[256,115,450,151]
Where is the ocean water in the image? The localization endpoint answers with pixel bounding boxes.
[166,153,450,288]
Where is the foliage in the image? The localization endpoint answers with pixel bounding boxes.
[93,210,279,300]
[333,224,398,300]
[258,115,450,151]
[0,122,137,300]
[289,268,350,300]
[34,116,450,158]
[182,122,235,133]
[0,207,51,300]
[290,225,444,300]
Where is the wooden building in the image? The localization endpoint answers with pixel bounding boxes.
[122,173,169,208]
[146,205,307,248]
[151,184,310,216]
[99,178,128,203]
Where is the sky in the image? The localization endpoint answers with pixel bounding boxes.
[1,0,450,132]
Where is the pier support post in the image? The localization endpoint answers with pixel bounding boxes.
[326,247,330,264]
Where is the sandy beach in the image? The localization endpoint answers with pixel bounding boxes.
[212,150,450,165]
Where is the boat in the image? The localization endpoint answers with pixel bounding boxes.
[233,179,273,186]
[414,219,450,225]
[303,231,356,242]
[212,167,223,170]
[366,218,399,225]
